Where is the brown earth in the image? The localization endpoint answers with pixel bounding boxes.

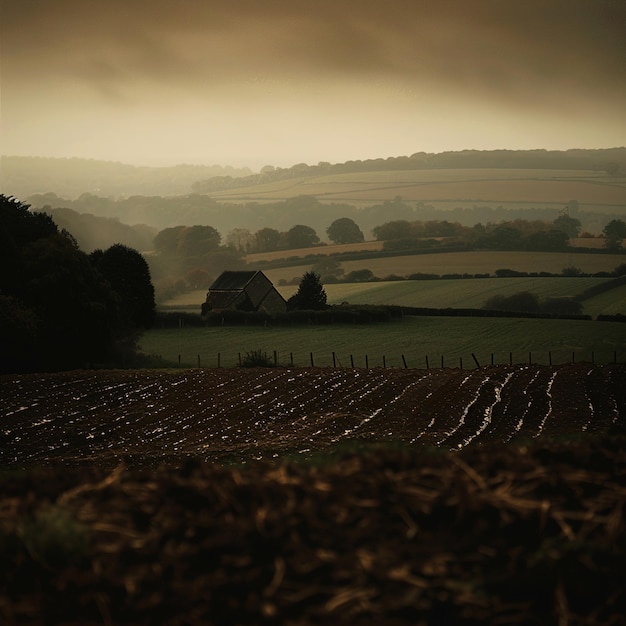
[1,365,625,625]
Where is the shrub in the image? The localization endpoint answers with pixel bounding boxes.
[495,268,529,278]
[483,291,540,313]
[240,350,274,367]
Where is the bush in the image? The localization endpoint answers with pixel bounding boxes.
[240,350,274,367]
[408,273,440,280]
[495,268,529,278]
[484,291,540,313]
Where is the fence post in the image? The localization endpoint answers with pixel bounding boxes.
[383,355,386,368]
[509,352,513,366]
[310,352,314,367]
[274,350,278,366]
[425,355,429,370]
[402,354,407,369]
[471,353,480,368]
[178,354,181,367]
[217,353,221,368]
[290,352,294,367]
[332,352,336,367]
[197,354,201,368]
[549,351,552,366]
[491,353,494,366]
[459,357,463,370]
[350,354,354,368]
[365,355,369,368]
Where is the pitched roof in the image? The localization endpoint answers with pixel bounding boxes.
[204,291,240,310]
[209,271,259,291]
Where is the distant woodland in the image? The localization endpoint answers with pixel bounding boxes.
[24,193,623,249]
[192,148,626,193]
[2,148,624,199]
[2,148,625,303]
[0,157,252,199]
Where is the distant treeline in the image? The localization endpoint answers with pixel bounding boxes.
[23,192,623,244]
[0,156,252,200]
[192,148,626,193]
[9,149,625,204]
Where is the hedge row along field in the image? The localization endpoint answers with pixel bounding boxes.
[0,365,625,625]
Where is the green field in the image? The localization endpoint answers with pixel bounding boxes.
[261,250,626,285]
[139,316,625,369]
[161,275,626,318]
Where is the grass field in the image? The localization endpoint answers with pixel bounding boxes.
[163,274,626,318]
[140,316,626,369]
[208,168,626,212]
[260,250,626,284]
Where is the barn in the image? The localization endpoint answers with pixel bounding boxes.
[202,271,287,315]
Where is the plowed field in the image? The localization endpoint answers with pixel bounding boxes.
[1,365,625,625]
[1,364,624,467]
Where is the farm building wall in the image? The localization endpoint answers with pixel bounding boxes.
[245,273,276,309]
[203,271,287,315]
[258,288,288,314]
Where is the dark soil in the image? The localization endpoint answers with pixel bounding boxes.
[1,365,625,624]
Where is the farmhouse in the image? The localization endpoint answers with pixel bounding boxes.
[202,270,287,315]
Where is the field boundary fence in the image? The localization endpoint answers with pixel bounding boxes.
[162,349,623,370]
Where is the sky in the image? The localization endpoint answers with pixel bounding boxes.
[1,0,625,170]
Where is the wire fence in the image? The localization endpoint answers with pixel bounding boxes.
[159,349,623,370]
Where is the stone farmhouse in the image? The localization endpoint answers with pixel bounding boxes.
[202,271,287,315]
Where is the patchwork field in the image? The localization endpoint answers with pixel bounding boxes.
[1,365,624,624]
[259,250,626,285]
[163,276,621,313]
[208,168,626,212]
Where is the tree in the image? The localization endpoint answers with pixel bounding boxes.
[287,272,327,310]
[372,220,412,241]
[484,224,523,250]
[553,214,581,238]
[0,195,160,371]
[177,225,221,257]
[226,228,255,252]
[483,291,540,313]
[153,226,186,256]
[255,227,281,252]
[345,269,375,282]
[0,295,39,373]
[311,258,344,283]
[185,268,212,289]
[90,244,156,330]
[286,225,320,249]
[21,233,120,370]
[603,219,626,250]
[326,217,364,244]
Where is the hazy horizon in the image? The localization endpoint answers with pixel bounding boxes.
[2,1,624,170]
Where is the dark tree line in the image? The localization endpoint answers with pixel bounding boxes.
[0,195,155,373]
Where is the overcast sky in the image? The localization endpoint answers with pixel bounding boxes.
[2,0,624,169]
